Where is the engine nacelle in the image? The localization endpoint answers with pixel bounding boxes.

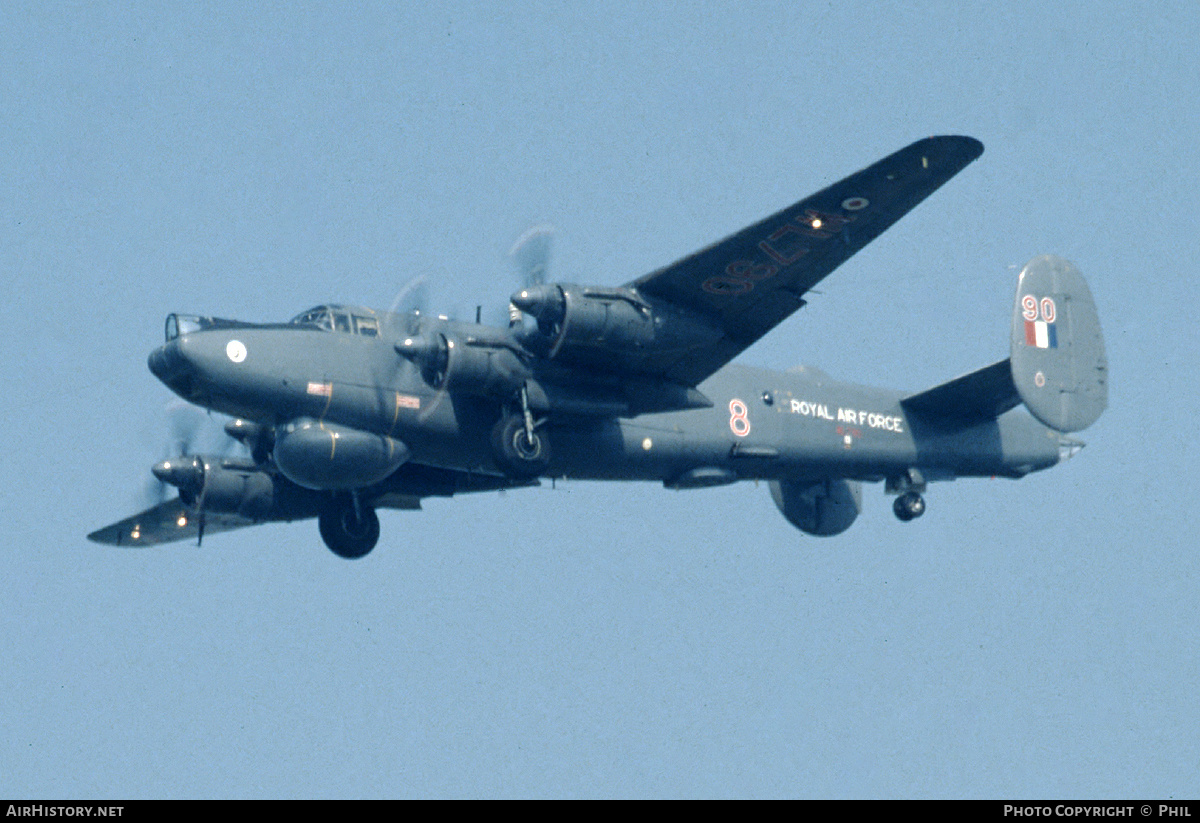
[396,333,529,397]
[197,463,276,519]
[770,478,862,536]
[511,284,720,369]
[542,284,655,356]
[442,338,529,395]
[154,456,276,519]
[274,418,409,490]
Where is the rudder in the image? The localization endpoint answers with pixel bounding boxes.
[1010,255,1107,432]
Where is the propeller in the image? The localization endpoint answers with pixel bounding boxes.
[504,225,554,335]
[142,402,200,507]
[141,400,239,509]
[143,403,254,546]
[388,274,430,316]
[386,274,454,422]
[149,452,212,545]
[151,454,205,502]
[509,224,555,288]
[508,225,555,328]
[387,226,555,331]
[391,227,556,419]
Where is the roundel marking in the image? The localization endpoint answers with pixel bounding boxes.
[226,339,247,363]
[841,196,869,211]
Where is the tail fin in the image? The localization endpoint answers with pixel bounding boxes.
[1009,255,1107,432]
[902,256,1106,432]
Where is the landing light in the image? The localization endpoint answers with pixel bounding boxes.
[131,527,141,540]
[177,514,188,528]
[811,218,823,229]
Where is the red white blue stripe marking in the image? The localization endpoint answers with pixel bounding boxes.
[1025,319,1058,348]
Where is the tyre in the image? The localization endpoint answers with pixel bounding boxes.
[892,491,926,522]
[491,415,550,478]
[318,499,380,559]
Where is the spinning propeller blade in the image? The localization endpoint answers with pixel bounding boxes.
[141,401,238,508]
[508,225,555,328]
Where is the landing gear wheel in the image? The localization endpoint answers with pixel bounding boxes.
[319,499,380,559]
[893,491,926,522]
[491,414,550,478]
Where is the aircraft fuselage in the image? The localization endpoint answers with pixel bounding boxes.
[148,311,1062,490]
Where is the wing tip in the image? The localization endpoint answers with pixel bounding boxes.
[920,134,984,162]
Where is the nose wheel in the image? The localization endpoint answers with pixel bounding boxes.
[893,491,926,522]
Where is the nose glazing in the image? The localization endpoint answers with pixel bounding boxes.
[148,338,198,400]
[149,339,181,381]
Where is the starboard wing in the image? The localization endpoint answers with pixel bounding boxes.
[88,464,537,549]
[86,497,274,547]
[627,136,984,386]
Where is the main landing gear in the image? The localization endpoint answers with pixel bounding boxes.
[491,384,550,478]
[319,493,380,559]
[888,468,927,523]
[893,490,926,522]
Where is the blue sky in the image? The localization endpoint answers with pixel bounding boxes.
[3,1,1198,798]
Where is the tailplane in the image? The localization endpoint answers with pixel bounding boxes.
[902,256,1107,433]
[1009,255,1107,432]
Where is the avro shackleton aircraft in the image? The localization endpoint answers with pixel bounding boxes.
[90,136,1107,558]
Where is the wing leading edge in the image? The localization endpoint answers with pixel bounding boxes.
[88,462,538,549]
[87,498,267,547]
[627,136,984,386]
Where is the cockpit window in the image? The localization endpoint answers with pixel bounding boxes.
[292,306,380,335]
[291,307,333,330]
[164,314,217,341]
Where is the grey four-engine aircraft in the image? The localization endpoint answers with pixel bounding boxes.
[89,136,1107,558]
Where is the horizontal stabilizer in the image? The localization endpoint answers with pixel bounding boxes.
[1009,256,1107,432]
[901,359,1020,425]
[904,256,1107,433]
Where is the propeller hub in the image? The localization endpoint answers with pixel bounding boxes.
[395,333,450,388]
[509,284,564,325]
[152,456,204,496]
[395,335,438,361]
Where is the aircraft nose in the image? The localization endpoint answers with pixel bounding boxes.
[148,338,200,400]
[149,339,184,383]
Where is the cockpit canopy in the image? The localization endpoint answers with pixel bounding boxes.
[289,305,379,336]
[164,313,244,342]
[161,306,382,343]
